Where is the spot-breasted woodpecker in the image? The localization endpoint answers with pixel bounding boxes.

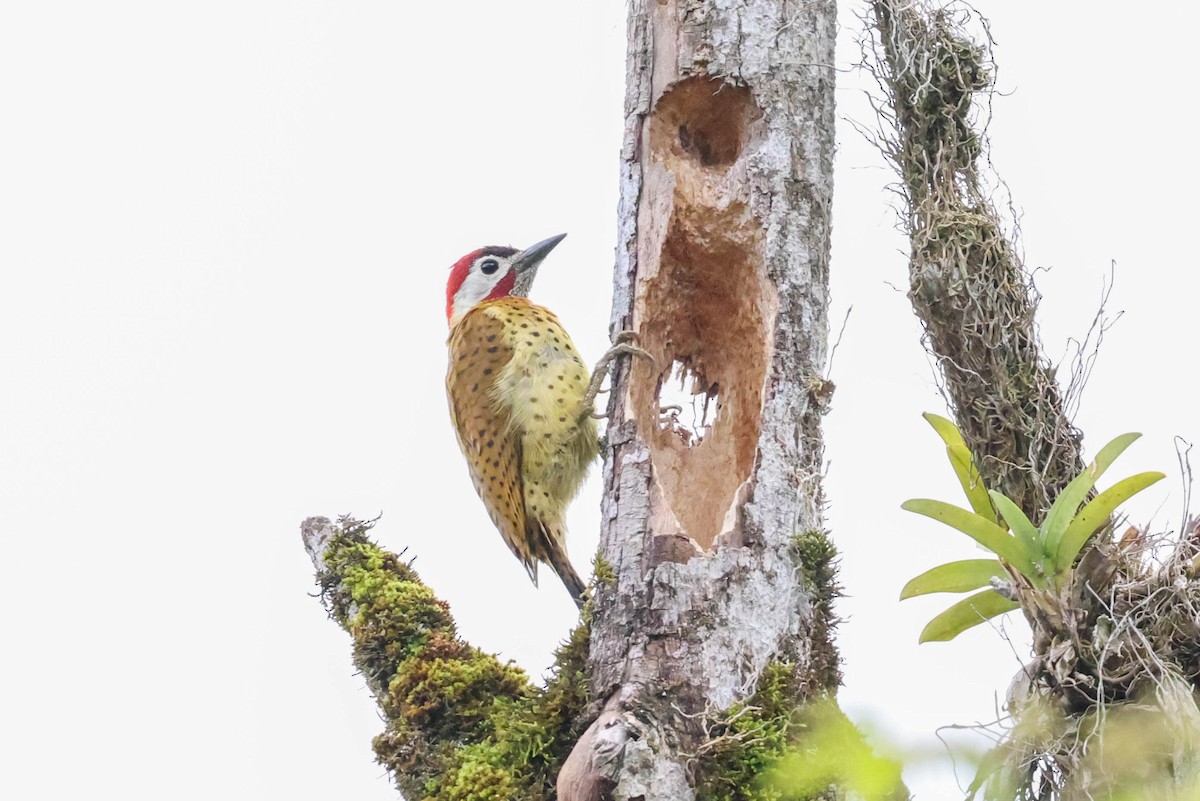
[444,234,598,607]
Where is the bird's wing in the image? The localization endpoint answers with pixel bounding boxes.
[445,309,537,584]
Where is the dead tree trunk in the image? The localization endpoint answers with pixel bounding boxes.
[558,1,838,798]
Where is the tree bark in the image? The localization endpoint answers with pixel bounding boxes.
[558,1,838,798]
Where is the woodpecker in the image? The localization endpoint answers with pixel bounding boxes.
[444,234,599,607]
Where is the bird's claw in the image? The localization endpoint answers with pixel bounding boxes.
[582,329,654,418]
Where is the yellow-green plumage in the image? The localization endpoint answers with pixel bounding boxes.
[446,296,598,604]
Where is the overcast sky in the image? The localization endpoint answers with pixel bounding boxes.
[3,2,1198,799]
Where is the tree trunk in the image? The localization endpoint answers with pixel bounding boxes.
[558,1,838,798]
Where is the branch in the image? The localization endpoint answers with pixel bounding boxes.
[301,516,591,800]
[865,0,1085,518]
[865,4,1200,799]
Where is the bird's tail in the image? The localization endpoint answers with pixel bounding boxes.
[533,520,587,609]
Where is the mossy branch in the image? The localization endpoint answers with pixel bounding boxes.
[301,516,872,799]
[865,4,1200,799]
[866,0,1085,520]
[301,516,592,800]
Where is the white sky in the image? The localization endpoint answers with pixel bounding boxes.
[3,2,1198,799]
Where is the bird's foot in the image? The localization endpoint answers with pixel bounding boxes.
[583,331,654,418]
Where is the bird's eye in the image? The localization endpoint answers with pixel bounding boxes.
[480,259,500,275]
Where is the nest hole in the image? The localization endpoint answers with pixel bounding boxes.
[649,77,755,169]
[629,74,768,553]
[631,210,768,552]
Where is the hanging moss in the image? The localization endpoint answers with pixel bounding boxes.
[868,0,1085,518]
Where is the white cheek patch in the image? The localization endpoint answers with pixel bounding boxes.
[453,266,506,318]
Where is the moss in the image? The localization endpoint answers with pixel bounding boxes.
[314,520,530,796]
[792,530,838,603]
[792,529,842,692]
[520,612,593,764]
[592,554,616,590]
[695,661,804,801]
[872,0,1087,520]
[389,648,528,740]
[425,613,594,800]
[431,744,520,801]
[314,517,593,800]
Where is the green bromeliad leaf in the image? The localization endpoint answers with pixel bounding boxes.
[922,413,997,523]
[1054,470,1166,574]
[900,559,1006,599]
[987,490,1043,554]
[918,590,1020,643]
[901,499,1037,579]
[1041,433,1142,556]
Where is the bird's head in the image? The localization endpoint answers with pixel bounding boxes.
[445,233,566,326]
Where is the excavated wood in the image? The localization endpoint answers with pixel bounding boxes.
[559,1,837,798]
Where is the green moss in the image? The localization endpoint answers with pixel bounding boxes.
[792,529,838,604]
[389,649,528,740]
[433,745,520,801]
[517,613,592,764]
[792,529,842,691]
[695,661,804,801]
[315,518,594,801]
[592,554,616,589]
[426,615,594,800]
[321,531,464,694]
